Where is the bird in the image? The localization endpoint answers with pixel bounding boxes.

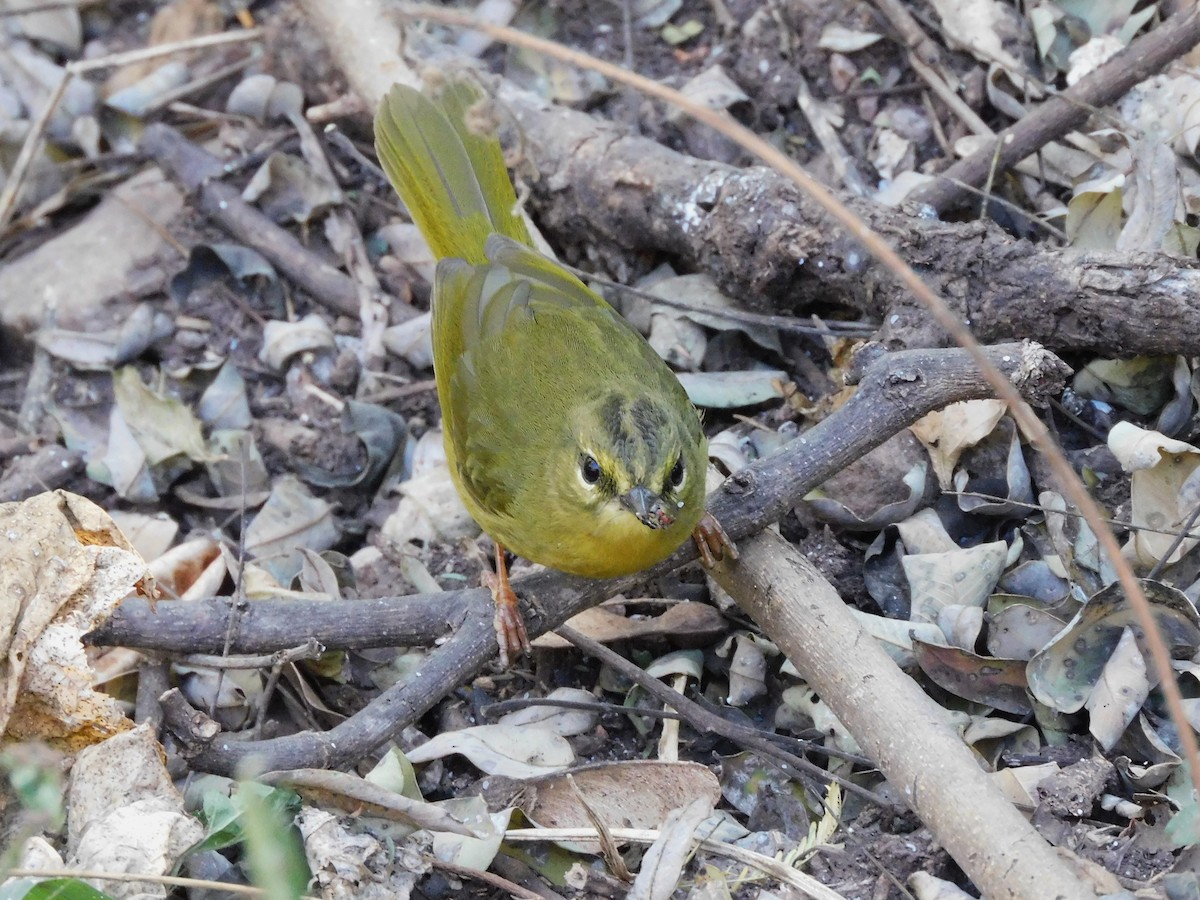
[374,77,735,665]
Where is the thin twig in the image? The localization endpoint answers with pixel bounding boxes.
[425,856,545,900]
[796,74,869,196]
[941,178,1068,241]
[1146,501,1200,580]
[907,54,991,136]
[869,0,942,67]
[910,5,1200,210]
[563,264,877,336]
[179,639,326,670]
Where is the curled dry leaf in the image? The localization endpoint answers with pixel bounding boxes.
[963,716,1039,766]
[0,491,147,748]
[895,507,959,553]
[293,400,409,491]
[910,399,1008,490]
[169,243,283,310]
[908,871,977,899]
[106,509,179,563]
[201,429,271,508]
[106,61,190,117]
[848,610,945,666]
[496,687,599,736]
[902,540,1008,627]
[406,724,575,779]
[912,641,1032,715]
[953,419,1033,517]
[0,169,183,333]
[1028,580,1200,717]
[818,24,883,52]
[226,73,305,123]
[727,633,768,706]
[645,648,704,681]
[112,365,212,468]
[780,685,860,755]
[102,0,223,96]
[927,0,1027,78]
[1066,189,1124,250]
[1076,356,1176,416]
[1085,625,1150,750]
[807,459,927,530]
[1108,421,1200,565]
[259,313,337,371]
[243,475,340,585]
[198,361,252,430]
[986,599,1069,661]
[533,600,726,650]
[242,153,343,225]
[36,303,173,371]
[629,796,715,900]
[382,309,434,369]
[1117,138,1182,253]
[667,66,748,121]
[380,463,477,546]
[992,761,1061,810]
[4,0,81,52]
[676,370,787,408]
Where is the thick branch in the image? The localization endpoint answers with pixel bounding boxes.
[494,87,1200,354]
[708,530,1094,900]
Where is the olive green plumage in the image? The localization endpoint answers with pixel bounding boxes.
[374,80,706,578]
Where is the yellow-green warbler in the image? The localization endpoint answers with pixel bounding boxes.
[374,79,735,665]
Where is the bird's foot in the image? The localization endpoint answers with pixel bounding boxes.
[482,568,530,668]
[692,512,738,568]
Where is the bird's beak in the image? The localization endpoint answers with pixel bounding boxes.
[622,485,675,529]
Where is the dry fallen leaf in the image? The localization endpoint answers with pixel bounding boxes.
[1108,421,1200,565]
[66,723,204,894]
[406,724,576,779]
[0,491,146,749]
[911,399,1008,489]
[533,601,726,650]
[519,760,721,834]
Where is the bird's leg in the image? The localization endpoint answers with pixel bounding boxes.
[481,543,531,667]
[692,512,738,568]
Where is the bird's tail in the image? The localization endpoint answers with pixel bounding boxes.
[374,80,532,265]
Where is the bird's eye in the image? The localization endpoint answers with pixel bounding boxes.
[668,457,684,488]
[581,455,602,485]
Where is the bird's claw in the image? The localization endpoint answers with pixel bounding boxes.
[483,570,531,668]
[692,512,738,569]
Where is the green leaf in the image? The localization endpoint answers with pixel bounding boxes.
[187,781,301,856]
[1166,796,1200,849]
[13,879,113,900]
[241,781,309,900]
